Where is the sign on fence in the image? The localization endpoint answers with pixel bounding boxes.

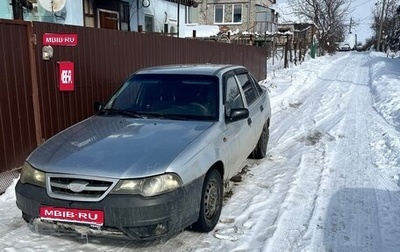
[58,61,74,91]
[43,33,78,46]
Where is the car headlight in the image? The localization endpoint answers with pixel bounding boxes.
[20,162,46,187]
[111,173,182,196]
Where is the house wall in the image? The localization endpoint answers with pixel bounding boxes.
[135,0,185,35]
[277,23,315,46]
[0,1,12,19]
[0,1,84,26]
[197,0,250,32]
[254,5,276,34]
[195,0,275,34]
[2,0,199,38]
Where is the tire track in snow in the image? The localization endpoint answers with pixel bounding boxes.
[321,54,382,251]
[314,53,400,252]
[262,53,360,252]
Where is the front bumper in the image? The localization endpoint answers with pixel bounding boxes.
[15,177,203,240]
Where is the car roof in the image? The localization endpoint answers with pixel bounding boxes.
[134,64,246,76]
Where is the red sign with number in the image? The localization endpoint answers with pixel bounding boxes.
[58,61,74,91]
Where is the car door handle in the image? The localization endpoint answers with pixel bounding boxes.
[247,117,252,126]
[260,105,264,112]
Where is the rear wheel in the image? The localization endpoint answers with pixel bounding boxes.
[251,122,269,159]
[192,170,223,232]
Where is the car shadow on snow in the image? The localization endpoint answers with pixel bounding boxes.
[323,188,400,252]
[26,220,203,250]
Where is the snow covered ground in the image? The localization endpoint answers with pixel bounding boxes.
[1,51,400,251]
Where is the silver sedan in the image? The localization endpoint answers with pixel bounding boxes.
[15,64,271,240]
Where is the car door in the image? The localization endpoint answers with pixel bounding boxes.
[235,69,266,147]
[221,70,254,179]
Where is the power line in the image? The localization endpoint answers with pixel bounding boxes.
[351,0,375,9]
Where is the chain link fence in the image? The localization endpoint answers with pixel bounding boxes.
[0,169,20,194]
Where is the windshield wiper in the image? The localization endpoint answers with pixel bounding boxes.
[99,109,144,118]
[137,112,191,120]
[100,109,197,121]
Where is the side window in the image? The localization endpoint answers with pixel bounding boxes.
[225,74,244,116]
[249,73,264,95]
[236,73,259,106]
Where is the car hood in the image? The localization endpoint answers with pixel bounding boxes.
[28,116,213,179]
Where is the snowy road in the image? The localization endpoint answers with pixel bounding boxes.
[1,52,400,251]
[262,52,400,252]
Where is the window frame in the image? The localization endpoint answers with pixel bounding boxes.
[214,4,243,25]
[223,71,245,119]
[214,4,224,24]
[236,72,260,106]
[233,4,242,23]
[144,15,154,32]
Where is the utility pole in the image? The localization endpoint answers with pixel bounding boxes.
[10,0,33,20]
[177,1,180,37]
[377,0,387,52]
[11,0,23,20]
[349,17,353,33]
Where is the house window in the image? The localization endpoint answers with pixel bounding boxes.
[215,5,223,23]
[225,5,232,23]
[214,4,242,24]
[186,6,198,23]
[119,1,130,31]
[145,15,154,32]
[233,5,242,23]
[84,0,95,27]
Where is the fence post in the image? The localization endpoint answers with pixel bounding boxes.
[26,22,43,145]
[284,35,289,68]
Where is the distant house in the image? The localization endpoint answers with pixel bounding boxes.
[1,0,197,37]
[274,2,318,50]
[277,22,317,47]
[186,0,277,39]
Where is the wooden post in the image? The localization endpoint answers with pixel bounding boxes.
[289,35,293,63]
[11,0,23,20]
[294,39,297,65]
[284,36,289,68]
[26,22,43,145]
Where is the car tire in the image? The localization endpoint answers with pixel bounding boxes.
[22,212,33,223]
[192,169,223,232]
[250,122,269,159]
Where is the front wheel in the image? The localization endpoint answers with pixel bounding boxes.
[22,212,34,223]
[192,170,223,232]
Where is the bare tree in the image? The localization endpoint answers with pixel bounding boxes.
[371,0,400,52]
[289,0,350,54]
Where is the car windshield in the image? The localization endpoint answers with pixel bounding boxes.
[99,74,219,121]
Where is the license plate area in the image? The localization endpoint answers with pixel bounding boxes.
[39,206,104,226]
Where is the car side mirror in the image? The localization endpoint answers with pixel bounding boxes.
[94,102,103,113]
[226,108,249,123]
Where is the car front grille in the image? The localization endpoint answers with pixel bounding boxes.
[46,174,119,202]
